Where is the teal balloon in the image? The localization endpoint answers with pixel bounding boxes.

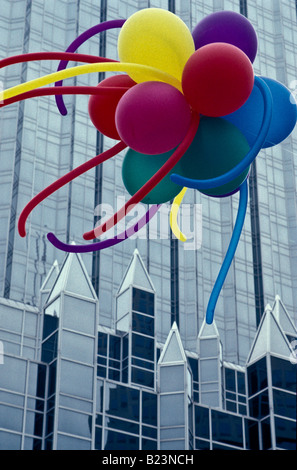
[122,148,182,204]
[179,116,250,197]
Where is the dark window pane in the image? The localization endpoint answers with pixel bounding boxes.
[237,372,246,394]
[188,357,199,382]
[275,417,297,450]
[195,405,209,439]
[247,357,267,396]
[132,367,154,388]
[36,365,47,399]
[105,416,139,435]
[105,383,139,422]
[238,404,247,416]
[225,368,236,391]
[123,335,128,359]
[95,427,102,450]
[273,390,296,419]
[133,288,154,316]
[104,430,139,450]
[245,419,259,450]
[261,418,271,450]
[226,391,236,400]
[195,439,210,449]
[142,438,157,450]
[108,369,120,382]
[48,361,57,397]
[142,425,157,439]
[132,312,154,336]
[42,315,58,339]
[98,332,107,356]
[271,356,297,393]
[226,400,237,413]
[211,410,243,447]
[132,357,154,371]
[249,389,269,419]
[41,333,58,363]
[109,335,121,360]
[142,392,157,426]
[97,365,106,378]
[132,333,154,362]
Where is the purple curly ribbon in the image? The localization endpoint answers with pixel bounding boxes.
[55,19,126,115]
[47,204,161,253]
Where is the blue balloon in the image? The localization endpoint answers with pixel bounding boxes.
[223,77,297,148]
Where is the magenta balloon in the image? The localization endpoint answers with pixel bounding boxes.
[192,11,258,63]
[115,81,192,155]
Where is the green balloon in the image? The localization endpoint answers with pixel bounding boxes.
[179,116,250,197]
[122,147,182,204]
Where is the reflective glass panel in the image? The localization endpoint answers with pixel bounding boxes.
[244,419,259,450]
[211,410,243,447]
[132,333,154,362]
[104,429,139,450]
[271,356,297,393]
[225,368,236,391]
[249,389,269,419]
[274,417,297,450]
[132,288,154,316]
[132,312,154,336]
[273,389,296,419]
[247,357,267,396]
[142,391,157,426]
[105,383,140,422]
[194,406,210,439]
[261,418,271,450]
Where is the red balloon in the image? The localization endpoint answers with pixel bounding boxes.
[115,81,192,155]
[182,43,254,117]
[88,74,136,139]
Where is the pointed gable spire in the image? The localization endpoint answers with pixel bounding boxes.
[247,303,294,365]
[158,322,187,364]
[46,249,97,303]
[117,248,155,294]
[272,295,297,339]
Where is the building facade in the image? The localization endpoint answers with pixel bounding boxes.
[0,249,296,450]
[0,0,296,451]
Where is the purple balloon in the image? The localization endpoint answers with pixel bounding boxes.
[192,11,258,63]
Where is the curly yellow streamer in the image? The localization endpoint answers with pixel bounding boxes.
[170,187,188,242]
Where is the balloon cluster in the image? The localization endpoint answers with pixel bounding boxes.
[1,8,296,323]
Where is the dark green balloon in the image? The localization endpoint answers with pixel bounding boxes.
[179,116,250,197]
[122,147,183,204]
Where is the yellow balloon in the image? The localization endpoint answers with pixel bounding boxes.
[118,8,195,85]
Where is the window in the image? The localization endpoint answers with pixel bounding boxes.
[194,406,210,439]
[273,389,296,419]
[132,312,154,336]
[249,389,269,419]
[271,356,297,392]
[247,357,267,396]
[105,383,140,422]
[132,288,154,316]
[211,410,243,448]
[244,419,259,450]
[104,430,139,450]
[275,417,297,450]
[225,368,236,391]
[142,392,157,426]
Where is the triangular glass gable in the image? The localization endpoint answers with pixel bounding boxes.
[47,252,97,302]
[159,323,187,364]
[247,308,294,364]
[118,249,155,294]
[272,296,297,338]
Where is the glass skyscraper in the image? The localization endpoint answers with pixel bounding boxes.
[0,0,296,451]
